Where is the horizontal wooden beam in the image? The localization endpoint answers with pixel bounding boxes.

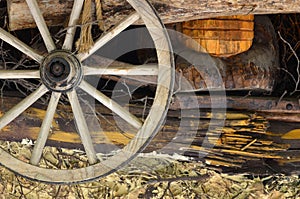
[7,0,300,30]
[171,95,300,122]
[151,0,300,24]
[0,94,298,172]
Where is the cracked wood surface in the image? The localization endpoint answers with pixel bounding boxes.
[0,94,299,174]
[7,0,300,30]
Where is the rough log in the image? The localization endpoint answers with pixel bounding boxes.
[102,15,278,92]
[7,0,74,30]
[7,0,300,30]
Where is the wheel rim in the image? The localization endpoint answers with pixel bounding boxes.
[0,0,174,183]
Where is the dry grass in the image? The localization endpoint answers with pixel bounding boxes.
[0,149,299,198]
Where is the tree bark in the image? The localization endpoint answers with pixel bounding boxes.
[7,0,300,30]
[7,0,74,30]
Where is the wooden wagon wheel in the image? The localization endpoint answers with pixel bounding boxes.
[0,0,174,183]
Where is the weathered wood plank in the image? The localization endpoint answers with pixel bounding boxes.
[7,0,74,30]
[170,95,300,122]
[0,95,292,159]
[7,0,300,30]
[0,93,299,175]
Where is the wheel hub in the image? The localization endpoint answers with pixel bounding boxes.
[40,51,83,92]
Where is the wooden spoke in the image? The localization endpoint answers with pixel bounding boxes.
[67,90,98,165]
[83,63,158,76]
[25,0,56,52]
[30,92,61,165]
[0,70,40,79]
[79,80,143,129]
[0,85,48,130]
[78,12,140,61]
[62,0,84,50]
[0,28,43,63]
[0,0,173,183]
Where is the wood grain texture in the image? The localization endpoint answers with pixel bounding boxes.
[181,15,254,57]
[7,0,300,30]
[0,95,296,173]
[7,0,74,30]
